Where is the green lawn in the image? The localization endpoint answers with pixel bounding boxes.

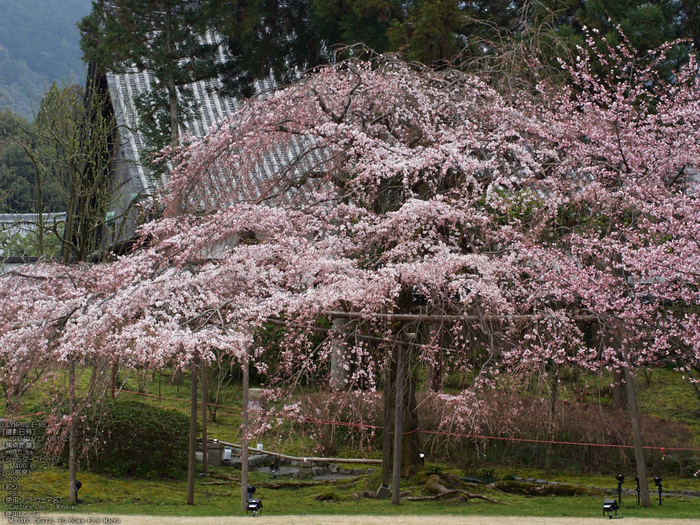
[6,463,700,519]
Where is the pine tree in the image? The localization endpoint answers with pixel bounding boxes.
[79,0,223,151]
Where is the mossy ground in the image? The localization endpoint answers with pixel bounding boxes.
[3,366,700,518]
[8,463,700,519]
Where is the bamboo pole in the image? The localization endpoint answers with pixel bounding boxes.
[197,439,381,464]
[392,343,404,505]
[382,350,393,489]
[328,311,600,323]
[68,359,77,505]
[201,363,208,474]
[186,365,197,505]
[241,351,250,513]
[625,366,651,507]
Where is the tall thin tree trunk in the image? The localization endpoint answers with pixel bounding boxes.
[241,351,250,513]
[201,363,208,474]
[186,364,197,505]
[68,359,77,505]
[625,365,650,507]
[110,358,118,398]
[164,4,179,151]
[392,343,404,505]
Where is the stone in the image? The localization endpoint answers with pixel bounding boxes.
[376,484,391,499]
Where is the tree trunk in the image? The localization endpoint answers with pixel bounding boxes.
[545,368,558,475]
[201,363,208,474]
[394,341,421,477]
[241,351,250,513]
[329,317,349,391]
[625,365,650,507]
[426,323,444,392]
[164,3,179,150]
[186,364,197,505]
[68,359,77,505]
[612,367,626,410]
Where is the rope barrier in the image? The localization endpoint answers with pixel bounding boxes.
[115,387,700,452]
[0,411,45,421]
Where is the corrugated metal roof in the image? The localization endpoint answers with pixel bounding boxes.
[106,62,328,211]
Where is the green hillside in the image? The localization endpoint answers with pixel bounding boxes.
[0,0,91,117]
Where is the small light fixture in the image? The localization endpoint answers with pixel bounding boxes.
[616,474,624,505]
[654,476,662,506]
[603,499,619,518]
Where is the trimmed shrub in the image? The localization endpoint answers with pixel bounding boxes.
[82,400,189,479]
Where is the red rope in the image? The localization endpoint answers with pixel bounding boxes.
[117,388,700,452]
[1,411,45,421]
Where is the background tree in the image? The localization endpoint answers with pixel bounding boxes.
[79,0,224,153]
[6,79,122,262]
[203,0,399,96]
[0,109,36,213]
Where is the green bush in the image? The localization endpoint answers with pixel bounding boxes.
[83,400,189,479]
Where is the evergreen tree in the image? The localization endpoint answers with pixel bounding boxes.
[79,0,223,151]
[204,0,399,95]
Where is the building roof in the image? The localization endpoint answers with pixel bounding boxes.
[105,30,279,198]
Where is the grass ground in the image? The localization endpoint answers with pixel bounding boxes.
[8,462,700,519]
[2,366,700,520]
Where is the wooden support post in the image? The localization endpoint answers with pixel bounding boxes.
[241,351,250,513]
[186,365,197,505]
[201,363,208,474]
[625,365,650,507]
[68,359,77,505]
[381,355,392,489]
[392,343,404,505]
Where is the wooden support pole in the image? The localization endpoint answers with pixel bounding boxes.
[68,359,77,505]
[241,350,250,513]
[201,363,208,474]
[382,353,392,489]
[328,311,599,323]
[625,365,650,507]
[392,343,404,505]
[186,365,197,505]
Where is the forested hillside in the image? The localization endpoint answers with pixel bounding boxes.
[0,0,91,117]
